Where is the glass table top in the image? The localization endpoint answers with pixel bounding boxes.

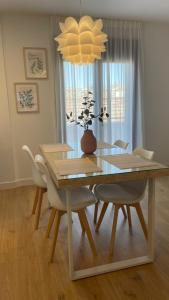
[40,143,169,187]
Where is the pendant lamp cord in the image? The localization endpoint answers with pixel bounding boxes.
[80,0,82,18]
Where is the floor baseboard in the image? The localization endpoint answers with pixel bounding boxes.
[0,178,33,190]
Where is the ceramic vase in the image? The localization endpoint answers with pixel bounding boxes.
[81,129,97,154]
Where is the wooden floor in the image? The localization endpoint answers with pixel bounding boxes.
[1,178,169,299]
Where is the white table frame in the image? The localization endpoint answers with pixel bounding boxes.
[66,178,155,280]
[40,145,169,281]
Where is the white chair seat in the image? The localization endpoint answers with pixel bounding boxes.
[94,183,145,205]
[58,187,97,211]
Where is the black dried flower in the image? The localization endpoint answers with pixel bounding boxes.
[66,91,109,130]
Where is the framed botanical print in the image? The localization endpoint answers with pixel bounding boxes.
[15,83,39,113]
[23,47,48,79]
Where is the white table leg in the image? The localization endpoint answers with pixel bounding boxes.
[147,178,156,260]
[66,189,74,279]
[65,179,156,281]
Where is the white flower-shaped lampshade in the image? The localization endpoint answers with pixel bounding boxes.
[55,16,108,64]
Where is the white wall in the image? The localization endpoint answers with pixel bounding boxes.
[0,15,56,188]
[143,22,169,164]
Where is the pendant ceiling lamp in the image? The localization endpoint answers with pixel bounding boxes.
[54,2,108,64]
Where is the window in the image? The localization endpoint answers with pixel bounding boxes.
[63,62,94,145]
[63,62,94,116]
[63,59,134,150]
[102,62,127,122]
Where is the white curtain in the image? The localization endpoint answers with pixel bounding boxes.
[51,17,144,150]
[50,16,66,143]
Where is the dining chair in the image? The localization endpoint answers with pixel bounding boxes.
[93,139,129,224]
[22,145,47,230]
[94,147,154,255]
[113,139,129,149]
[35,154,97,262]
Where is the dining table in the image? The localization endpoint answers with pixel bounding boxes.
[40,142,169,280]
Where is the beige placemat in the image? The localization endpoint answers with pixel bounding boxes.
[97,141,115,149]
[100,154,159,169]
[41,143,73,153]
[54,158,102,176]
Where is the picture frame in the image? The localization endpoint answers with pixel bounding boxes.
[14,83,39,113]
[23,47,48,79]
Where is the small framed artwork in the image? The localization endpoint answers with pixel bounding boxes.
[14,83,39,113]
[23,47,48,79]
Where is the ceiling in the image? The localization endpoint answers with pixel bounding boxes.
[1,0,169,22]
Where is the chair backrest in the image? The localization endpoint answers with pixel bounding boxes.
[22,145,46,188]
[133,147,154,160]
[22,145,35,165]
[35,154,65,210]
[113,139,129,150]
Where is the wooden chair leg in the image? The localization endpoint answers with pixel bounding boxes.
[94,201,99,224]
[109,204,120,256]
[121,205,127,218]
[32,187,39,215]
[126,205,132,229]
[78,213,85,234]
[34,188,44,230]
[78,209,97,256]
[134,203,148,239]
[89,185,94,191]
[95,202,109,232]
[46,208,57,238]
[49,210,62,263]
